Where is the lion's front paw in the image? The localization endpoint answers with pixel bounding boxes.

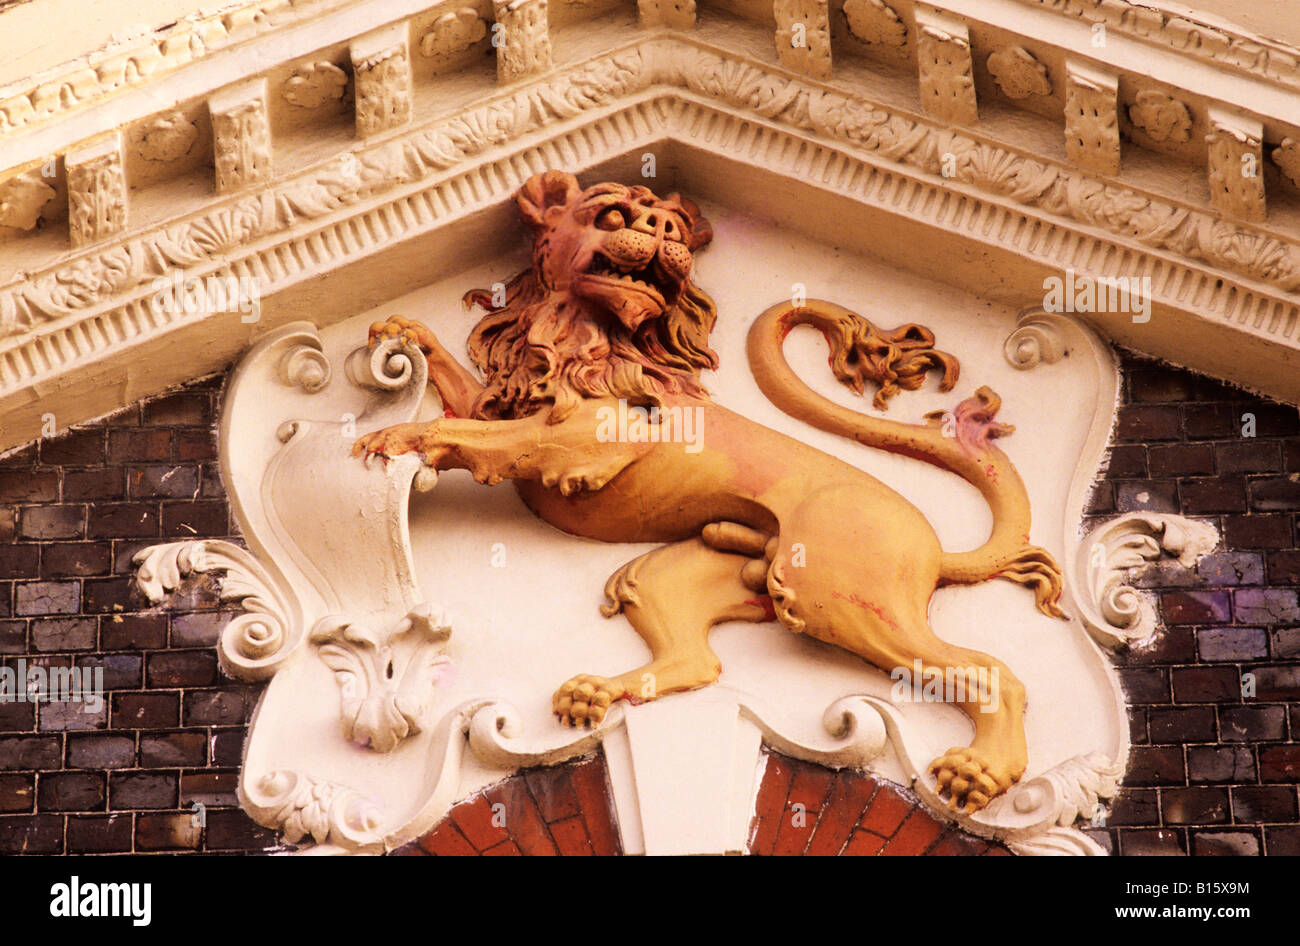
[351,422,430,461]
[368,315,437,355]
[553,674,627,728]
[928,746,1018,814]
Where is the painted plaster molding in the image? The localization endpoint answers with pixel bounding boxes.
[6,35,1300,452]
[915,6,978,125]
[1063,60,1119,177]
[842,0,907,48]
[351,23,413,139]
[1206,106,1265,222]
[987,46,1051,100]
[1075,513,1220,649]
[773,0,832,80]
[65,132,126,247]
[210,79,272,194]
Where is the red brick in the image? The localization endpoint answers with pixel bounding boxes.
[524,764,581,822]
[879,807,946,855]
[549,815,593,855]
[176,429,217,461]
[771,762,833,856]
[842,829,887,856]
[1160,591,1231,624]
[484,777,556,856]
[570,756,620,856]
[858,785,914,837]
[748,753,793,855]
[420,821,477,856]
[0,546,39,579]
[482,840,522,855]
[806,772,877,856]
[448,794,508,851]
[928,831,991,856]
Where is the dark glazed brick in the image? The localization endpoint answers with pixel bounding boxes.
[1117,406,1182,441]
[1219,705,1286,742]
[1223,515,1291,548]
[40,430,104,466]
[30,617,97,652]
[15,581,80,616]
[1171,667,1244,703]
[1148,443,1213,475]
[87,504,159,540]
[1115,481,1178,513]
[1119,829,1186,855]
[1160,591,1230,624]
[100,614,167,650]
[0,814,63,853]
[139,732,207,767]
[42,542,111,578]
[0,470,58,502]
[1195,553,1264,586]
[1231,786,1297,822]
[1107,445,1148,477]
[112,692,179,729]
[146,651,217,688]
[1148,707,1217,743]
[19,505,85,540]
[1126,747,1185,786]
[1197,627,1268,662]
[1259,747,1300,782]
[62,469,125,501]
[1251,476,1300,511]
[109,771,178,810]
[1107,790,1160,826]
[1217,441,1282,473]
[1187,747,1254,783]
[108,429,172,463]
[142,393,209,427]
[1180,478,1246,514]
[161,501,226,538]
[68,815,134,853]
[0,546,39,579]
[66,734,136,769]
[1266,550,1300,584]
[128,466,198,500]
[183,690,250,726]
[1161,788,1229,825]
[0,774,34,812]
[1233,589,1299,624]
[1192,831,1260,856]
[38,771,105,811]
[1119,668,1169,703]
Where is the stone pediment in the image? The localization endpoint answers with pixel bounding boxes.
[2,0,1300,459]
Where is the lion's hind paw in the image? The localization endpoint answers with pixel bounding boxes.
[928,747,1015,814]
[553,674,626,728]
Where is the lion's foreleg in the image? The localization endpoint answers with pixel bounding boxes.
[553,538,772,726]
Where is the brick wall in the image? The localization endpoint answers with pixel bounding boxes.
[0,376,278,854]
[2,352,1297,855]
[1087,356,1300,856]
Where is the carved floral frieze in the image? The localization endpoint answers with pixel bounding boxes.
[987,47,1051,100]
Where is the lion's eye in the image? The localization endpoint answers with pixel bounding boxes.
[596,208,625,231]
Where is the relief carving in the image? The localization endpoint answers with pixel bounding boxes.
[211,94,272,192]
[418,9,488,64]
[353,171,1068,813]
[0,170,56,231]
[773,0,831,80]
[841,0,906,47]
[353,44,413,137]
[917,22,978,125]
[987,46,1051,100]
[637,0,696,30]
[494,0,553,82]
[1207,114,1265,221]
[1274,138,1300,189]
[138,112,200,162]
[1128,89,1192,143]
[1064,65,1119,176]
[283,61,349,109]
[66,138,127,247]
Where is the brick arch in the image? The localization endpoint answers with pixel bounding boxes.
[395,751,1008,855]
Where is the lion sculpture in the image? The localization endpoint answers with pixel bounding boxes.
[353,170,1066,813]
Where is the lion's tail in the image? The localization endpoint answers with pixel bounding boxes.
[746,299,1065,618]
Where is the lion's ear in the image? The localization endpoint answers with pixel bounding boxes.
[668,193,713,251]
[516,171,581,229]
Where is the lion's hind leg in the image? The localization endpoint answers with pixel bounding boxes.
[553,534,772,727]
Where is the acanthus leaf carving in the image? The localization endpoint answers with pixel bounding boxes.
[133,539,304,678]
[242,770,385,852]
[1075,513,1220,648]
[282,61,348,109]
[418,9,488,64]
[0,169,56,231]
[842,0,906,48]
[987,46,1051,100]
[137,111,200,162]
[1128,89,1193,144]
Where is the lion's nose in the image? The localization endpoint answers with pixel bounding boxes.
[630,208,681,242]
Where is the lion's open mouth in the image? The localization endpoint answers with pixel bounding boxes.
[581,252,670,308]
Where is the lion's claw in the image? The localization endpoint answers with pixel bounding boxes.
[553,674,625,728]
[928,747,1015,814]
[368,315,437,355]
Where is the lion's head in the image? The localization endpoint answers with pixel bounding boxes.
[464,171,719,422]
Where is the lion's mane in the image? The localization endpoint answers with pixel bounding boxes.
[463,268,720,423]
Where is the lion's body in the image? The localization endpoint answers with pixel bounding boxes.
[355,171,1066,813]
